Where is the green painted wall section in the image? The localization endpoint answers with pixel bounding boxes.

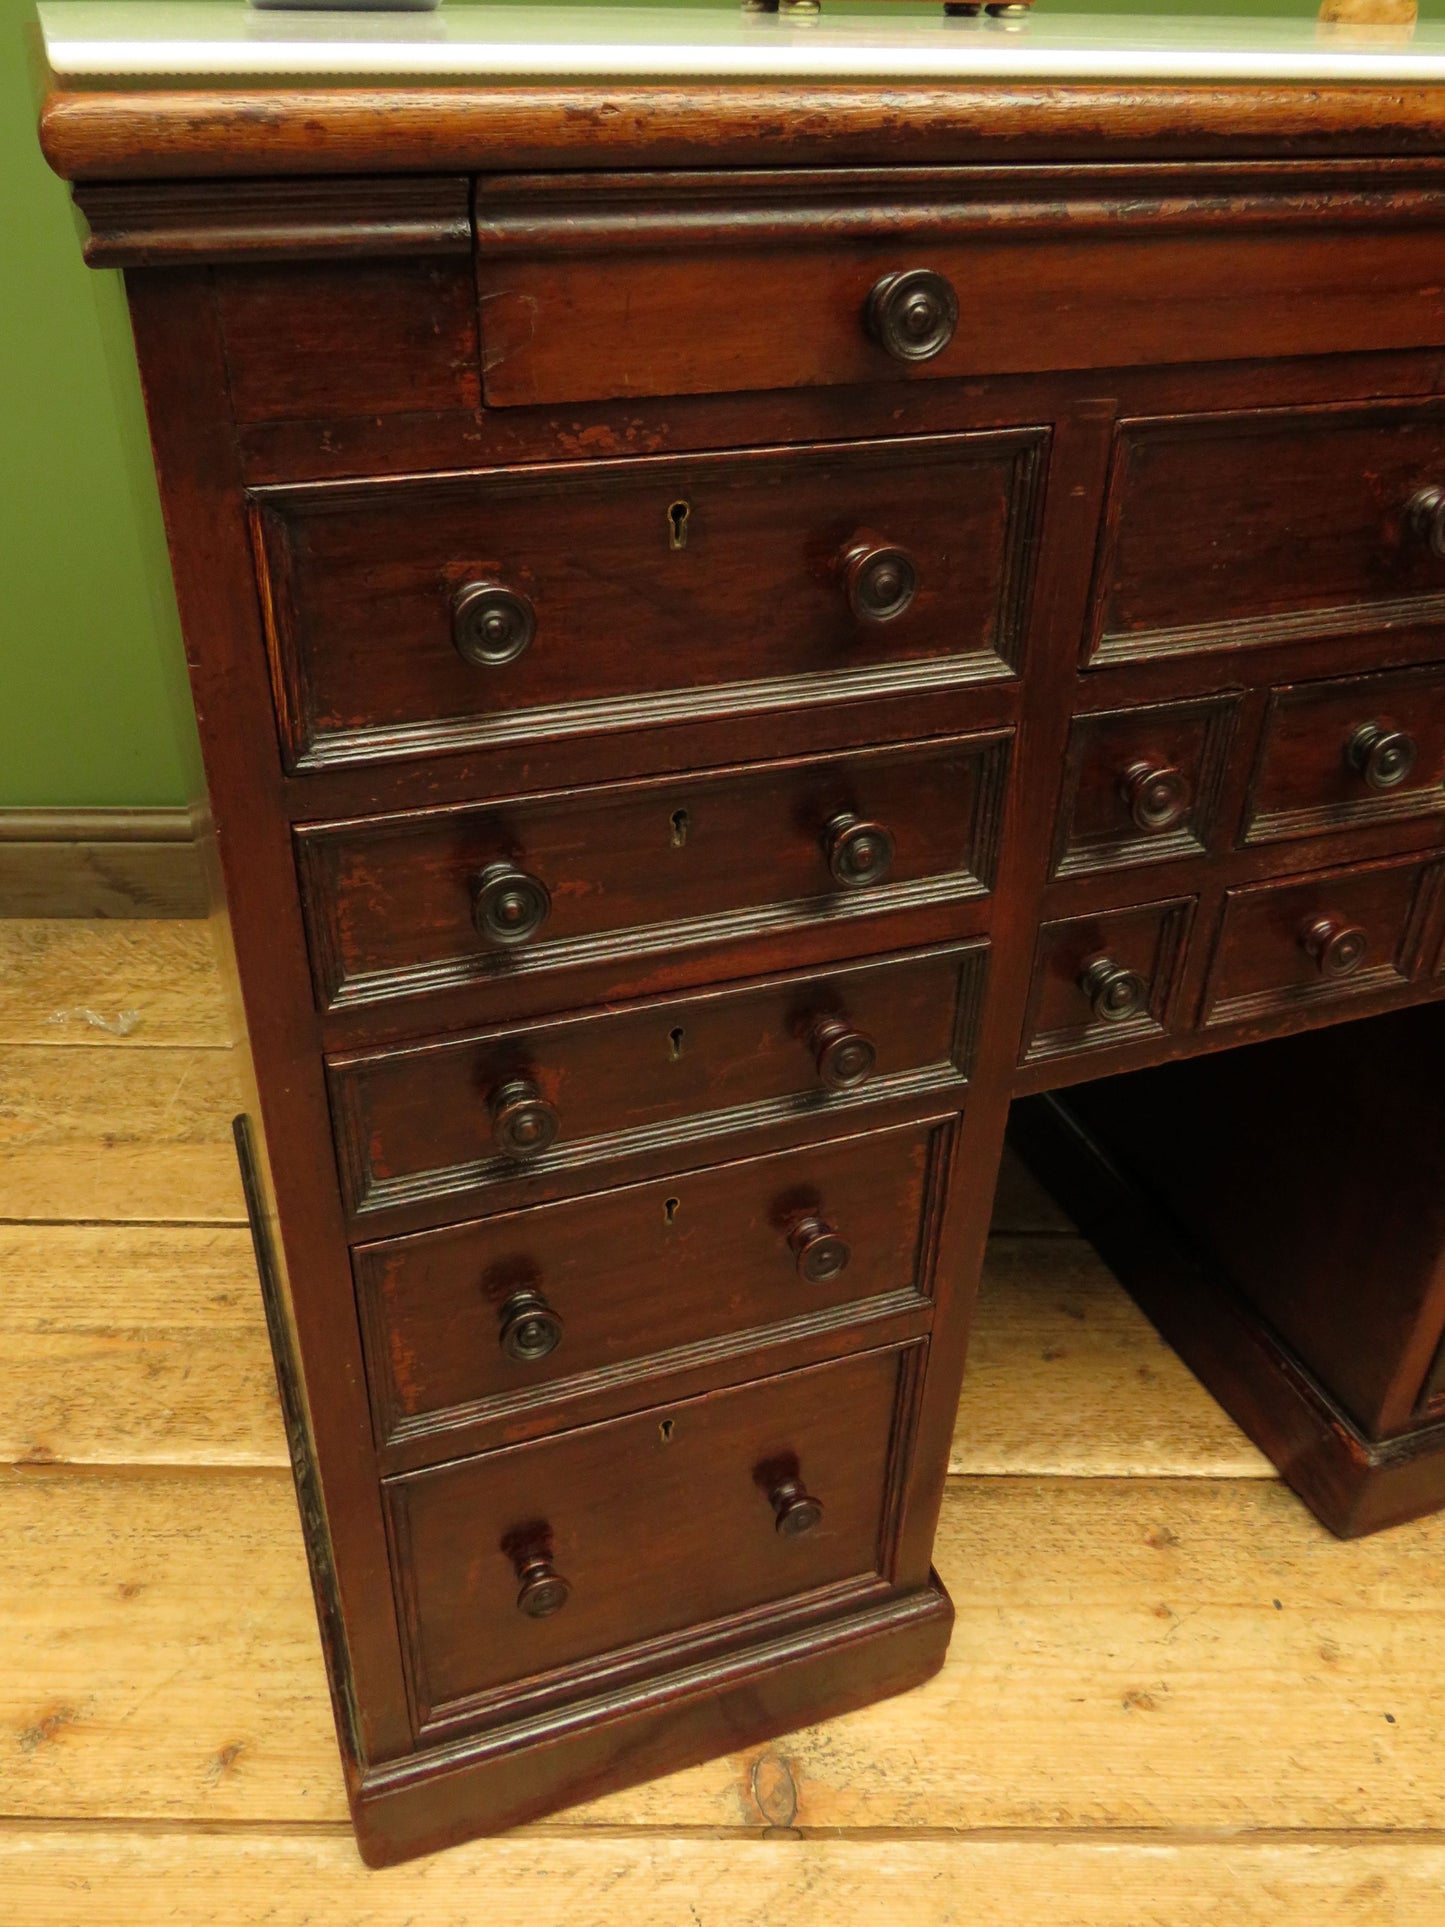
[5,0,1441,806]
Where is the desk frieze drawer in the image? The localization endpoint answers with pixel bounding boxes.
[473,176,1445,409]
[384,1342,919,1737]
[1243,662,1445,846]
[1201,853,1442,1028]
[1086,403,1445,668]
[297,732,1008,1013]
[354,1117,948,1453]
[328,941,985,1221]
[251,432,1043,774]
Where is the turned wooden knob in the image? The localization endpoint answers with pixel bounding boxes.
[1408,486,1445,559]
[810,1017,877,1092]
[490,1078,559,1159]
[1121,760,1192,833]
[1347,722,1418,792]
[839,538,918,622]
[473,862,551,945]
[514,1552,570,1618]
[1078,956,1149,1024]
[498,1288,563,1362]
[769,1475,824,1537]
[453,582,536,666]
[864,268,959,363]
[824,812,896,889]
[1301,916,1369,979]
[788,1216,852,1284]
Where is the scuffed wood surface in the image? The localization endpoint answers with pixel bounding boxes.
[4,1825,1444,1927]
[0,1045,245,1221]
[0,922,227,1047]
[3,1466,1441,1834]
[0,1226,281,1467]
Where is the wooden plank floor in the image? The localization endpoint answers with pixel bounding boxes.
[2,919,1441,1922]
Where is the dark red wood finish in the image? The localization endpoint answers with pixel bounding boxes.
[45,93,1445,1866]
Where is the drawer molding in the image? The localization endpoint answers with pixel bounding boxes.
[328,942,987,1221]
[384,1340,926,1738]
[1201,854,1444,1029]
[354,1116,954,1454]
[252,432,1044,775]
[341,1058,972,1220]
[1242,663,1445,848]
[297,733,1009,1014]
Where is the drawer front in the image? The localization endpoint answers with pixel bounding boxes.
[385,1343,914,1730]
[1202,854,1441,1027]
[329,942,985,1218]
[1020,899,1195,1066]
[1087,404,1445,667]
[475,225,1445,410]
[253,433,1044,774]
[1243,663,1445,846]
[298,734,1008,1013]
[1051,694,1240,878]
[354,1119,946,1449]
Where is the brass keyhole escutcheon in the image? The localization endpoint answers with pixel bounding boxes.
[668,500,691,550]
[668,1026,685,1060]
[671,808,690,847]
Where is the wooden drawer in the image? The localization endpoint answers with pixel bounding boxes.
[1086,403,1445,668]
[1020,898,1195,1066]
[354,1118,947,1452]
[329,941,984,1220]
[252,433,1044,774]
[384,1342,917,1733]
[297,733,1008,1014]
[474,184,1445,410]
[1243,663,1445,846]
[1202,854,1442,1028]
[1050,694,1240,878]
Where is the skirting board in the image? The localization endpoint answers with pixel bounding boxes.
[0,808,206,917]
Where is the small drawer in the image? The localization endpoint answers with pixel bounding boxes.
[1243,663,1445,846]
[1087,403,1445,668]
[1202,854,1441,1028]
[328,942,985,1219]
[354,1118,947,1450]
[297,733,1008,1013]
[384,1343,917,1733]
[1050,694,1240,877]
[252,433,1044,774]
[1020,898,1194,1066]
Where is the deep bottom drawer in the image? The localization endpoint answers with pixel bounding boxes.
[384,1343,918,1733]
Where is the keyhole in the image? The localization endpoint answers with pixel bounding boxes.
[659,1418,676,1442]
[668,1027,685,1060]
[667,500,691,551]
[663,1196,680,1225]
[671,808,689,847]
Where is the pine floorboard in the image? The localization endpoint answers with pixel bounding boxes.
[0,919,1436,1922]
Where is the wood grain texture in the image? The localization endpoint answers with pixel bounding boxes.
[41,84,1445,181]
[0,922,228,1047]
[6,1467,1445,1831]
[0,1218,1264,1480]
[6,1827,1445,1927]
[0,812,205,920]
[0,1045,245,1222]
[0,1225,280,1468]
[955,1236,1272,1479]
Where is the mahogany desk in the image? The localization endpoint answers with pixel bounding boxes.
[37,2,1445,1864]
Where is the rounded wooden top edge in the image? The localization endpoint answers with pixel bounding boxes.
[38,79,1445,182]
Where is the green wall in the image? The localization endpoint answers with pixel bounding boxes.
[4,0,1436,806]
